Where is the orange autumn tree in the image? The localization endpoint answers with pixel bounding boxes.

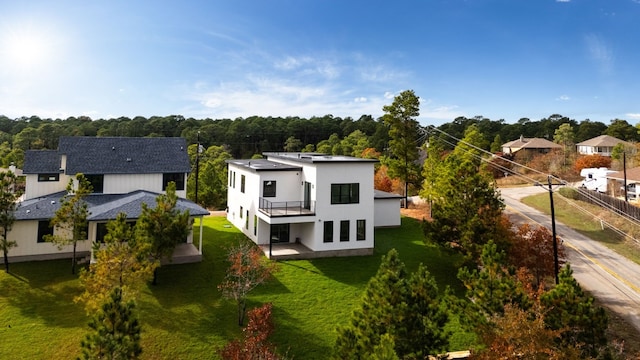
[508,224,566,286]
[218,241,277,326]
[374,165,403,194]
[573,154,612,173]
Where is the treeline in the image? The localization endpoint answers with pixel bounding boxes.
[0,113,638,168]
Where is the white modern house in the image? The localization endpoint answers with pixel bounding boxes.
[4,137,209,264]
[226,152,401,259]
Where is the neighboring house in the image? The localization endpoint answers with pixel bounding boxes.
[4,137,209,264]
[226,152,401,259]
[607,167,640,201]
[576,135,630,157]
[501,136,562,155]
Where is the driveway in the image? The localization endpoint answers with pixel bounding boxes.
[500,186,640,332]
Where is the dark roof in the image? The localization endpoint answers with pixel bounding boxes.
[23,151,61,173]
[24,137,191,175]
[576,135,628,147]
[15,190,209,221]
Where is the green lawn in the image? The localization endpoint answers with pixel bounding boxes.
[0,216,474,359]
[521,193,640,265]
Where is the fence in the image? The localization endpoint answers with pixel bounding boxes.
[575,188,640,221]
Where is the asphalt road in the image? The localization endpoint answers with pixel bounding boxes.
[500,186,640,332]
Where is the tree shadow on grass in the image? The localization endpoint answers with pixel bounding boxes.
[0,259,86,328]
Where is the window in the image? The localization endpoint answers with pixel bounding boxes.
[357,219,366,240]
[270,224,289,243]
[163,173,185,191]
[240,175,246,193]
[229,171,232,186]
[323,221,333,243]
[240,206,243,218]
[263,180,276,197]
[38,173,59,182]
[245,210,249,229]
[340,220,350,242]
[85,174,104,193]
[331,183,359,204]
[254,215,257,235]
[232,171,236,188]
[96,221,136,243]
[37,220,53,243]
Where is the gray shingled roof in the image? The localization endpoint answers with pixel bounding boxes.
[23,150,61,174]
[15,190,209,221]
[576,135,627,147]
[24,137,192,175]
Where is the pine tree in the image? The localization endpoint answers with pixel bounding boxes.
[334,249,448,359]
[48,173,92,274]
[0,171,21,272]
[136,182,190,285]
[79,287,142,360]
[541,265,609,358]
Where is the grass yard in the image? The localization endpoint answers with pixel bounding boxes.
[0,216,475,359]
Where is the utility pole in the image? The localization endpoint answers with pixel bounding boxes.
[547,175,560,285]
[624,151,628,202]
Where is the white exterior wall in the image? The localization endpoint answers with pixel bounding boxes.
[6,220,92,258]
[374,198,402,227]
[103,173,187,197]
[227,165,260,241]
[24,174,71,199]
[310,162,374,252]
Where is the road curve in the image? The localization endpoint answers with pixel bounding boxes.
[500,186,640,332]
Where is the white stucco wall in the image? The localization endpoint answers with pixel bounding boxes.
[24,174,71,199]
[6,220,92,258]
[103,173,187,197]
[374,198,402,227]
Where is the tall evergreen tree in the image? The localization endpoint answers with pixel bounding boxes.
[136,182,191,285]
[422,125,508,265]
[333,249,448,359]
[0,171,21,272]
[79,287,142,360]
[48,173,92,275]
[541,265,609,358]
[382,90,422,206]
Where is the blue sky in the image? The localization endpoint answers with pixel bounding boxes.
[1,0,639,126]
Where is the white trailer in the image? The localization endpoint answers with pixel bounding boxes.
[580,167,615,193]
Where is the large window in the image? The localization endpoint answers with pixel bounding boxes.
[37,220,53,243]
[163,173,185,190]
[323,221,333,243]
[263,180,276,197]
[38,173,59,182]
[357,219,366,240]
[240,175,246,193]
[331,183,359,204]
[340,220,350,242]
[85,174,104,193]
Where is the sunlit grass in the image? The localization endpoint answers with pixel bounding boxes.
[0,216,475,359]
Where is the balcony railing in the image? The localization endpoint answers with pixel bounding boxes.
[259,198,316,217]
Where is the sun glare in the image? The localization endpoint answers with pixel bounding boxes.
[2,26,54,72]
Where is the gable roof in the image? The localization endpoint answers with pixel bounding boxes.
[14,190,209,221]
[502,137,562,150]
[576,135,628,147]
[607,167,640,183]
[24,137,192,175]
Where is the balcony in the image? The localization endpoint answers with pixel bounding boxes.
[259,198,315,217]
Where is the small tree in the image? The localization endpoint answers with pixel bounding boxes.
[219,303,282,360]
[218,241,277,326]
[573,154,612,173]
[48,173,92,275]
[79,287,142,360]
[136,182,191,285]
[0,171,21,272]
[76,213,157,314]
[508,224,566,286]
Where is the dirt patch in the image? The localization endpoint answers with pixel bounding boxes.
[401,203,431,221]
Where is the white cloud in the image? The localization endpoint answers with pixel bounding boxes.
[556,0,571,2]
[354,97,367,103]
[384,91,395,99]
[626,113,640,120]
[556,95,570,101]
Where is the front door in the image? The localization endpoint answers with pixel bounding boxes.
[270,223,290,243]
